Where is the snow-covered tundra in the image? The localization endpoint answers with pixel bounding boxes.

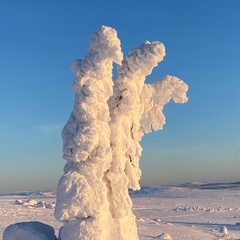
[3,185,240,240]
[54,26,188,240]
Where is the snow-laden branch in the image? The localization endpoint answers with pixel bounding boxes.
[107,41,167,219]
[140,75,188,133]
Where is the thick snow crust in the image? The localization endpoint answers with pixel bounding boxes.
[54,26,188,240]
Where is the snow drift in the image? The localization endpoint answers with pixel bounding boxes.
[3,221,57,240]
[55,26,188,240]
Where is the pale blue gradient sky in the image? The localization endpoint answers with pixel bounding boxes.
[1,0,240,192]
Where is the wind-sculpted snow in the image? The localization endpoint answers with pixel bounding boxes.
[3,221,57,240]
[55,26,188,240]
[55,26,123,240]
[141,75,188,133]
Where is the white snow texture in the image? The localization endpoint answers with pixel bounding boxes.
[54,26,188,240]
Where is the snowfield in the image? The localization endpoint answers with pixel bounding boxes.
[2,183,240,240]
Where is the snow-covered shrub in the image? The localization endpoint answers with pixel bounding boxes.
[3,221,57,240]
[55,25,188,240]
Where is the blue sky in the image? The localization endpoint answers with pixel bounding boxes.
[1,0,240,192]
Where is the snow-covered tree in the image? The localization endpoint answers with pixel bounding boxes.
[55,26,188,240]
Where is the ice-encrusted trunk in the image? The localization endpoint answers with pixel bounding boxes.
[54,26,123,240]
[55,26,188,240]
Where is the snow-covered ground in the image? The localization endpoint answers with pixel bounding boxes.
[1,183,240,239]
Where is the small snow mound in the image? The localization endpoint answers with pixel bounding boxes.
[15,199,22,205]
[45,202,55,209]
[37,201,46,208]
[158,233,173,239]
[153,218,161,222]
[3,221,57,240]
[220,226,228,235]
[27,199,38,205]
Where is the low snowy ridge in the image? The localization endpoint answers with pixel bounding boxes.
[130,186,169,197]
[174,205,240,213]
[15,199,55,209]
[179,181,240,189]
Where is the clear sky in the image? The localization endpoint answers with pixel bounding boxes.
[1,0,240,192]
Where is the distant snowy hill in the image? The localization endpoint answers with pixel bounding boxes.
[0,191,56,197]
[178,181,240,189]
[2,181,240,197]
